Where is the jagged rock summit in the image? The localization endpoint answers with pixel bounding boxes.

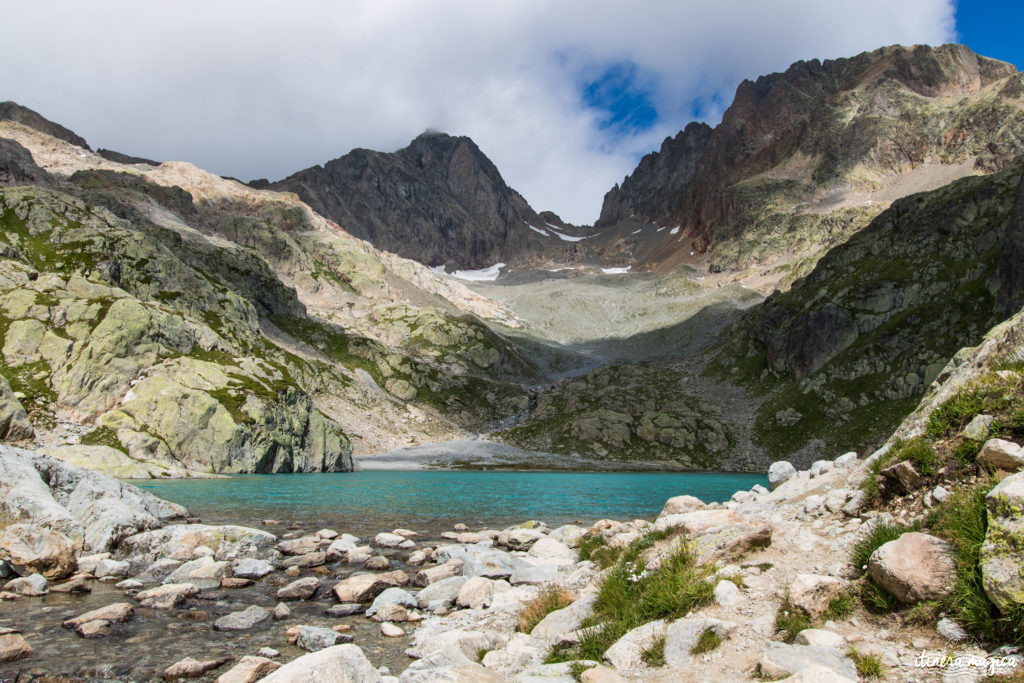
[269,131,589,270]
[598,43,1024,279]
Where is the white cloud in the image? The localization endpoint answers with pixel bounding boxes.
[0,0,955,224]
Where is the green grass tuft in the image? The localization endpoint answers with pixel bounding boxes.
[823,592,855,621]
[690,628,723,655]
[849,521,911,574]
[774,597,812,642]
[849,648,883,678]
[641,635,666,667]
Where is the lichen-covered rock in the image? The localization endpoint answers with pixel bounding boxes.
[869,532,956,604]
[982,472,1024,612]
[0,375,32,441]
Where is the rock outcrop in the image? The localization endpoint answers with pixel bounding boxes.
[598,44,1024,277]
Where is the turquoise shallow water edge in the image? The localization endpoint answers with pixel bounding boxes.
[136,470,768,536]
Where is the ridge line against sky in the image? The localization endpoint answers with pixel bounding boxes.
[3,0,1016,224]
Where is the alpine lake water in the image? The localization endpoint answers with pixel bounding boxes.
[1,469,766,680]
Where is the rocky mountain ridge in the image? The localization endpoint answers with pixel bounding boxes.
[598,43,1024,287]
[267,132,593,270]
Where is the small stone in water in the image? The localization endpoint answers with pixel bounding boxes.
[381,622,404,637]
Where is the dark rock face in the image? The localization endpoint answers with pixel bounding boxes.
[96,148,160,166]
[270,132,563,269]
[718,158,1024,458]
[0,101,90,149]
[598,44,1024,264]
[0,138,55,188]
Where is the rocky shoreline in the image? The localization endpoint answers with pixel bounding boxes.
[3,425,1024,682]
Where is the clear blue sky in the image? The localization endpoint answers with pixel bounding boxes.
[956,0,1022,68]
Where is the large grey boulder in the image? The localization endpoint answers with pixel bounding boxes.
[0,445,186,553]
[869,532,956,603]
[214,605,271,631]
[768,461,797,490]
[278,576,321,601]
[261,644,382,683]
[367,587,417,616]
[232,557,274,579]
[415,575,468,608]
[658,495,705,518]
[436,545,515,579]
[982,472,1024,611]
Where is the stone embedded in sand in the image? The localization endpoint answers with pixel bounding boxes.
[787,574,851,617]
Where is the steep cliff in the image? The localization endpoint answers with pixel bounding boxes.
[599,44,1024,279]
[269,132,588,269]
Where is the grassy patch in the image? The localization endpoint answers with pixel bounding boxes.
[823,592,855,621]
[640,635,666,667]
[774,597,812,643]
[547,531,714,664]
[859,579,899,612]
[690,628,723,655]
[576,533,622,568]
[849,648,883,678]
[79,426,125,452]
[849,521,912,574]
[903,600,941,626]
[517,586,575,634]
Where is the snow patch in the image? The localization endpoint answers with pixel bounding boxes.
[525,223,550,236]
[430,263,506,282]
[630,229,642,235]
[545,224,592,242]
[600,266,631,275]
[669,226,680,235]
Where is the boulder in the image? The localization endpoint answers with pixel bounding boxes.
[498,528,544,551]
[260,644,382,682]
[367,587,417,617]
[527,538,576,566]
[94,558,130,579]
[663,617,737,667]
[758,644,857,680]
[0,633,32,662]
[76,552,111,574]
[834,452,859,468]
[295,625,351,652]
[878,460,921,493]
[869,532,955,604]
[456,576,495,609]
[373,532,407,548]
[795,629,846,649]
[415,576,468,608]
[166,556,232,584]
[0,445,186,554]
[978,438,1024,472]
[364,556,390,570]
[216,655,281,683]
[63,602,135,630]
[713,579,744,607]
[437,545,515,579]
[135,582,200,609]
[331,571,407,603]
[380,622,404,637]
[809,460,834,478]
[963,415,994,441]
[3,573,47,596]
[325,535,360,561]
[372,602,408,622]
[0,524,76,579]
[278,536,320,556]
[981,472,1024,611]
[278,576,321,600]
[549,525,588,546]
[768,461,797,490]
[778,664,856,683]
[787,574,851,617]
[416,559,464,586]
[213,605,270,631]
[232,557,275,579]
[272,602,292,620]
[162,655,233,680]
[52,574,93,593]
[580,664,627,683]
[658,495,706,518]
[283,551,327,569]
[603,620,668,670]
[530,592,596,640]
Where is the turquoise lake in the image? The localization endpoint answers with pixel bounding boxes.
[136,470,767,535]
